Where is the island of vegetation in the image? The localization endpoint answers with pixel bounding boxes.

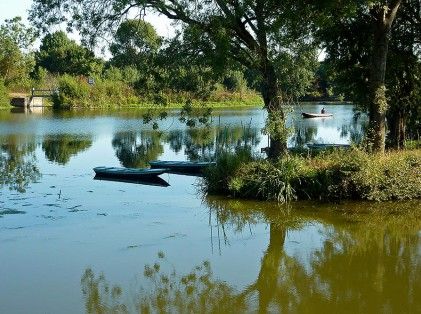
[1,0,420,203]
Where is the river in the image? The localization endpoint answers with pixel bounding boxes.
[1,104,420,313]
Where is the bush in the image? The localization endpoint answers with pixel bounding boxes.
[52,74,139,108]
[53,75,90,108]
[230,157,302,202]
[202,148,421,203]
[202,147,254,194]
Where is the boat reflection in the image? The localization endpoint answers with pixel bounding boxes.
[93,175,170,187]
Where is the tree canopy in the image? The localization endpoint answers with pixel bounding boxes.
[30,0,316,157]
[0,17,36,88]
[36,31,102,76]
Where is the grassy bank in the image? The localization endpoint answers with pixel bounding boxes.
[202,148,421,202]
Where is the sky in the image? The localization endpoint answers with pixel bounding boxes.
[0,0,32,22]
[0,0,173,36]
[0,0,174,58]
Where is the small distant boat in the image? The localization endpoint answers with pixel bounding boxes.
[302,112,333,118]
[149,160,216,173]
[306,143,350,149]
[94,175,170,187]
[93,166,168,179]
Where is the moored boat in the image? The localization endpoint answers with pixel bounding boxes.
[302,112,333,118]
[149,160,216,173]
[93,166,168,179]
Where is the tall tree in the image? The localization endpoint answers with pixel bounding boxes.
[36,31,101,76]
[30,0,313,158]
[0,17,36,88]
[314,0,403,153]
[110,19,161,68]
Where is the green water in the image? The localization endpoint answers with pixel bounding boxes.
[0,105,420,313]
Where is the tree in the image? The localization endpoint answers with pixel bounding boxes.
[30,0,314,158]
[0,17,36,89]
[314,0,404,153]
[36,31,102,76]
[110,19,161,68]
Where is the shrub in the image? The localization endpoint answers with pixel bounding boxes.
[52,75,89,108]
[202,147,254,194]
[202,148,421,203]
[52,74,139,108]
[230,157,303,202]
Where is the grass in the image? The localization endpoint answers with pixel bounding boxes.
[203,148,421,203]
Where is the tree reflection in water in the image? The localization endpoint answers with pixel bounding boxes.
[81,200,421,313]
[111,125,261,167]
[0,135,41,193]
[42,134,93,165]
[112,131,164,168]
[81,253,246,313]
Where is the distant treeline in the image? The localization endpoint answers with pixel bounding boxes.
[0,18,340,109]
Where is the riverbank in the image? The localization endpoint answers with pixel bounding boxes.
[202,147,421,202]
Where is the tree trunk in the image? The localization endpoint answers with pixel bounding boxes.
[388,109,406,149]
[260,61,288,159]
[368,20,389,153]
[367,2,401,153]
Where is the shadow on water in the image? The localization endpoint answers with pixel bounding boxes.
[93,175,170,187]
[81,199,421,313]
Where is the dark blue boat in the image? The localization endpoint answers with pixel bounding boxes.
[93,166,168,179]
[149,160,216,173]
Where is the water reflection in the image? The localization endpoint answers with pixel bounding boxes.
[93,175,170,187]
[0,135,41,193]
[42,134,92,165]
[80,199,421,313]
[112,131,164,168]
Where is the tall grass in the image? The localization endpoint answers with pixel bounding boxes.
[202,148,421,203]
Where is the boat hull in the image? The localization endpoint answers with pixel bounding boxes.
[93,167,167,179]
[149,161,216,174]
[302,112,333,118]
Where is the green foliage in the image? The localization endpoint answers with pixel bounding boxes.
[36,31,102,76]
[230,157,302,202]
[274,43,319,99]
[53,74,138,108]
[0,17,35,90]
[0,17,37,50]
[262,109,292,144]
[202,148,254,195]
[300,149,421,201]
[203,149,421,202]
[110,19,161,68]
[0,79,9,107]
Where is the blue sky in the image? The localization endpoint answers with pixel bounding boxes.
[0,0,32,23]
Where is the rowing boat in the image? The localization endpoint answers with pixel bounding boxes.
[302,112,333,118]
[149,160,216,173]
[93,166,168,179]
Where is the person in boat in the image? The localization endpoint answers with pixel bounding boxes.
[321,107,326,114]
